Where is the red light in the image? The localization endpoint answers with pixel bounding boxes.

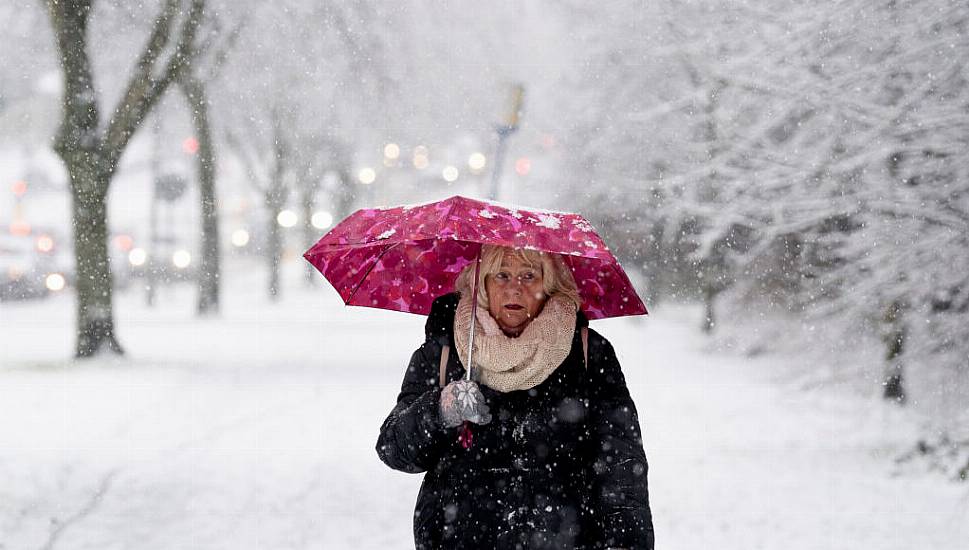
[514,157,531,176]
[12,180,27,196]
[113,234,134,252]
[10,220,31,236]
[182,137,200,155]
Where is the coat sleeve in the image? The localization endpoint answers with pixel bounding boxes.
[587,334,655,550]
[375,338,451,473]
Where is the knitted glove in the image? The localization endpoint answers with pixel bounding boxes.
[439,380,492,428]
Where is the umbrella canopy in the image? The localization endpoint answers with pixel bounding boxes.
[303,195,647,319]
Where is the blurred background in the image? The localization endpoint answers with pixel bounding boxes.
[1,1,967,548]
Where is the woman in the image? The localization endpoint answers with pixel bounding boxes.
[376,245,654,549]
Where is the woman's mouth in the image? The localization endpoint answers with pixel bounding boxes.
[504,304,524,311]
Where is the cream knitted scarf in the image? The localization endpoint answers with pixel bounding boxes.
[453,292,577,393]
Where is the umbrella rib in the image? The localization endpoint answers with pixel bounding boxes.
[440,195,460,241]
[345,242,401,306]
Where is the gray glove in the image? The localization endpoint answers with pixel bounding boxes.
[439,380,492,428]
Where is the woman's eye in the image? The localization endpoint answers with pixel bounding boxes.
[495,272,510,281]
[521,272,535,281]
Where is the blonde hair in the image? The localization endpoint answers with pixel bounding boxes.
[455,245,582,311]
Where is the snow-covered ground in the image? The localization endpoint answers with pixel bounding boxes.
[1,259,966,550]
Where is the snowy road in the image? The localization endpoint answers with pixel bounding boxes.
[1,263,966,549]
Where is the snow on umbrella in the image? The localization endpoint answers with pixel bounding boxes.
[303,195,647,320]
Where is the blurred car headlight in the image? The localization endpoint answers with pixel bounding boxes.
[231,229,250,247]
[46,273,66,291]
[129,248,147,266]
[172,250,191,269]
[36,235,54,253]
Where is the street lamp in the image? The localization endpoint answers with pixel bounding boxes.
[487,84,525,200]
[384,143,400,160]
[277,210,298,228]
[358,167,376,185]
[412,146,429,170]
[468,152,487,174]
[231,229,250,247]
[442,165,459,183]
[311,211,334,230]
[383,143,400,167]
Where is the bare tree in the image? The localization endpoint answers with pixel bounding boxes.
[180,73,220,314]
[294,136,356,286]
[46,0,205,357]
[178,20,242,315]
[212,0,415,298]
[559,0,969,405]
[293,134,331,286]
[225,106,292,300]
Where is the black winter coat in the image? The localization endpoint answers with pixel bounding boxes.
[376,293,654,549]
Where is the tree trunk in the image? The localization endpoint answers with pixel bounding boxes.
[264,108,289,301]
[46,0,206,358]
[882,299,907,404]
[701,285,716,333]
[181,76,220,315]
[266,195,282,301]
[68,160,125,357]
[301,188,316,286]
[335,169,356,220]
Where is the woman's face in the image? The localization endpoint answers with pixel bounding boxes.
[485,253,547,337]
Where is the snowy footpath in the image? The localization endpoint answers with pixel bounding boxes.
[1,261,966,549]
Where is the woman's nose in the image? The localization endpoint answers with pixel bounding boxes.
[505,278,525,293]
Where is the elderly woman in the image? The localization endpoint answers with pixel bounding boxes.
[376,244,654,549]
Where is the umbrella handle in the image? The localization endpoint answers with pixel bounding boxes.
[458,247,482,450]
[458,421,473,449]
[465,247,483,382]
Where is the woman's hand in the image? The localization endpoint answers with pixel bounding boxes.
[439,380,492,428]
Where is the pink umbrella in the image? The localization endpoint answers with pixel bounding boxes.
[305,195,646,449]
[303,195,647,320]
